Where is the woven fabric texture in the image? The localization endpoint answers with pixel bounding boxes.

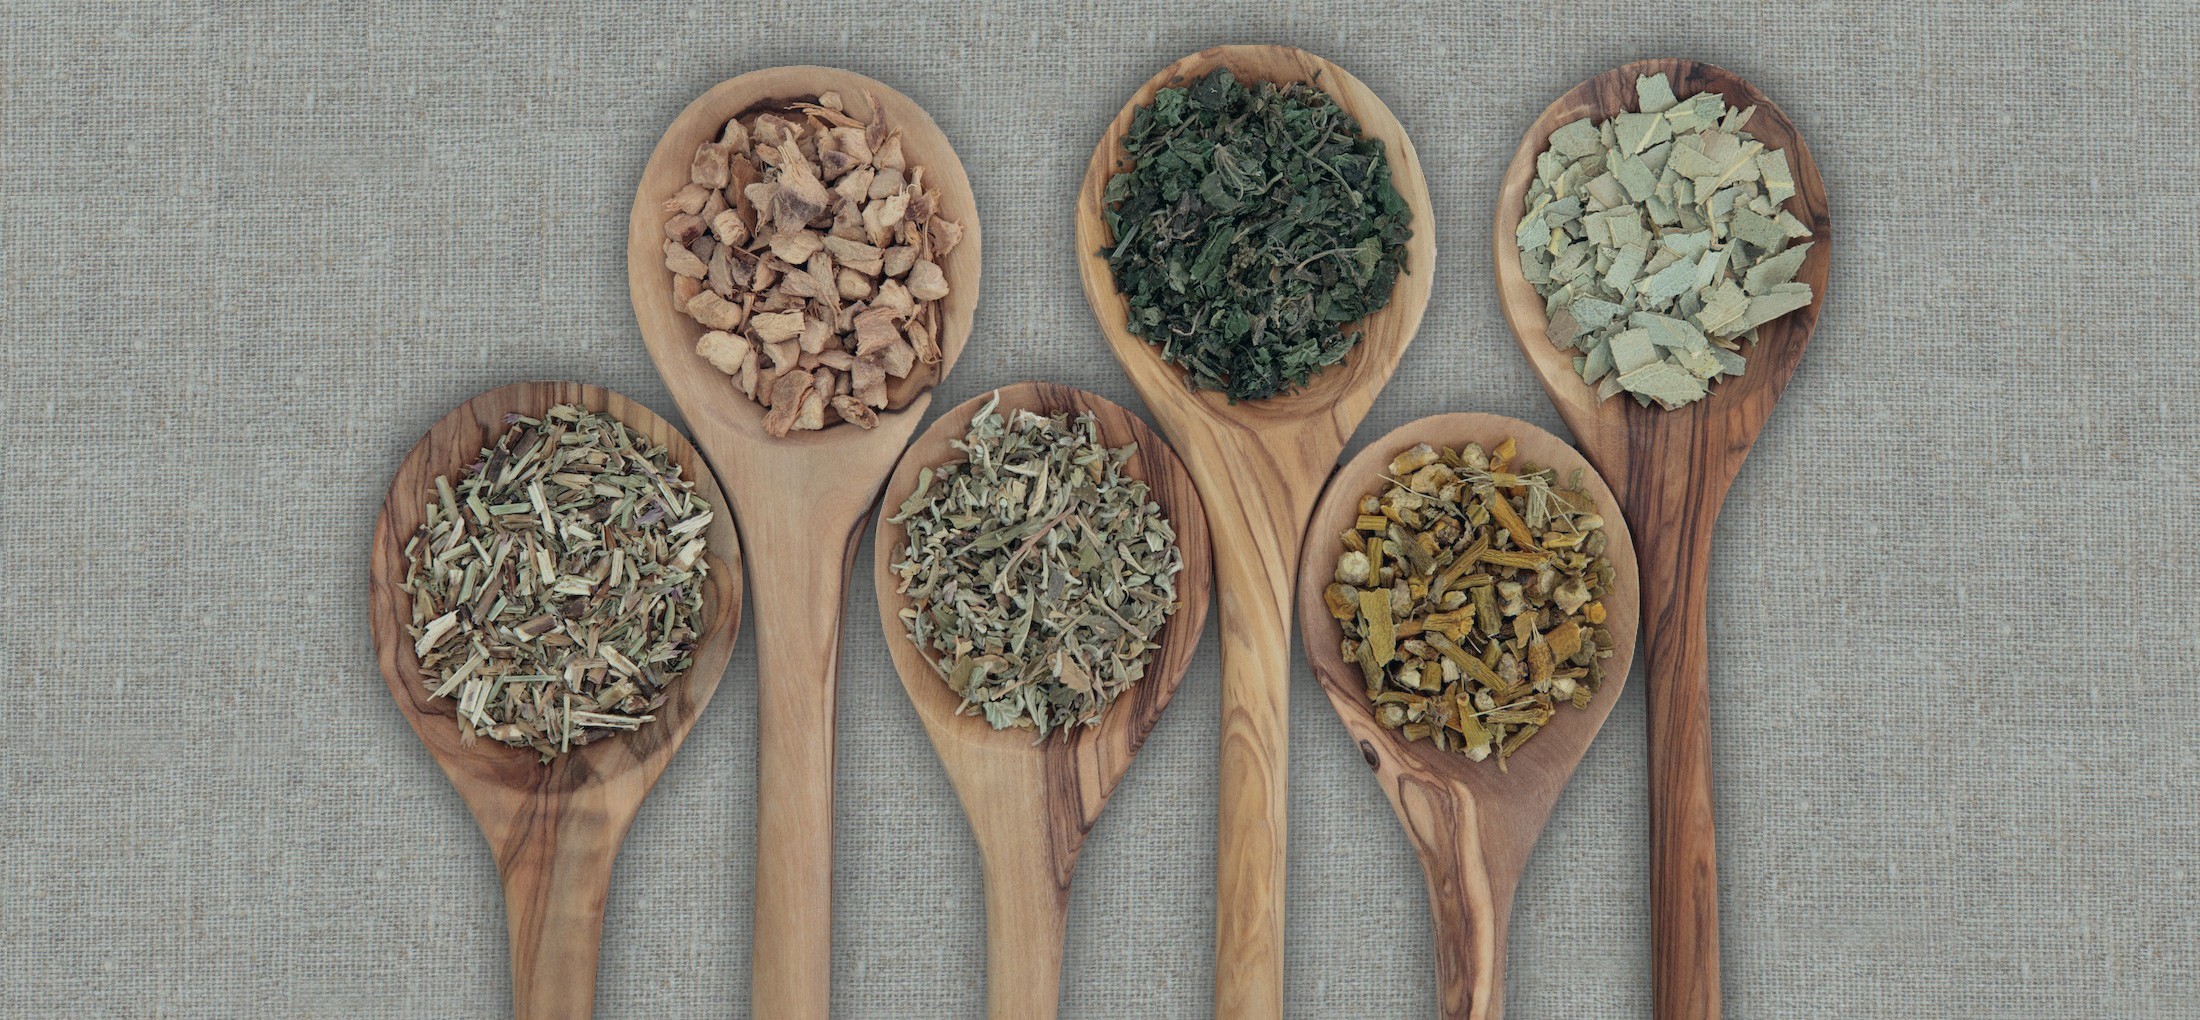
[3,2,2196,1017]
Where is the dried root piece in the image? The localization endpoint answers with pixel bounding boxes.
[662,90,963,433]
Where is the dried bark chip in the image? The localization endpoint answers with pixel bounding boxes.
[763,340,800,371]
[837,268,875,301]
[773,157,830,234]
[664,183,708,215]
[737,350,760,397]
[750,310,805,345]
[878,339,917,378]
[928,217,964,257]
[874,279,915,313]
[852,306,903,356]
[709,210,748,247]
[831,394,878,430]
[908,316,941,365]
[696,330,752,374]
[665,213,705,245]
[768,229,825,265]
[686,290,744,330]
[852,356,887,407]
[663,241,708,279]
[905,260,950,302]
[881,245,917,278]
[762,370,813,437]
[874,134,905,171]
[868,167,904,200]
[793,388,827,431]
[798,315,832,355]
[674,274,703,306]
[700,188,729,224]
[691,142,731,188]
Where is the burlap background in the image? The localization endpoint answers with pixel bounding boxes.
[4,2,2195,1017]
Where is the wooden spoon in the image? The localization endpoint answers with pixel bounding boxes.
[1296,413,1639,1020]
[628,67,980,1019]
[1075,45,1435,1017]
[871,382,1213,1019]
[368,381,744,1020]
[1492,59,1831,1020]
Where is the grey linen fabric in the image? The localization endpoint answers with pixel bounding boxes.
[3,2,2197,1017]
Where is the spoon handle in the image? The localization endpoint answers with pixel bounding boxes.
[1641,527,1722,1019]
[1392,774,1505,1020]
[976,810,1074,1019]
[1211,519,1300,1019]
[747,511,866,1020]
[487,794,625,1020]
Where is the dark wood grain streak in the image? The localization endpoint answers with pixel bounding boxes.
[874,382,1214,1020]
[1493,59,1831,1020]
[368,381,744,1020]
[1298,412,1640,1020]
[626,65,983,1020]
[1074,46,1437,1018]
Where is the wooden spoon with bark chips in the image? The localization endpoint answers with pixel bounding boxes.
[628,67,980,1020]
[872,382,1213,1019]
[1076,45,1435,1018]
[1297,413,1639,1020]
[369,381,743,1020]
[1493,59,1831,1020]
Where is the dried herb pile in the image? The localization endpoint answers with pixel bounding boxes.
[663,90,964,436]
[1102,69,1412,401]
[402,405,712,761]
[1516,72,1814,409]
[889,396,1183,740]
[1326,439,1616,768]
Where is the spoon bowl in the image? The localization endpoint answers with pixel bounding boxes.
[368,380,743,1020]
[1493,59,1830,1020]
[1074,46,1434,1015]
[629,65,981,1020]
[1298,412,1638,1020]
[873,382,1212,1020]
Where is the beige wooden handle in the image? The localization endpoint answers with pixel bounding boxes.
[748,522,864,1020]
[1642,528,1721,1020]
[498,817,620,1020]
[1212,531,1296,1019]
[1394,776,1504,1020]
[980,840,1072,1020]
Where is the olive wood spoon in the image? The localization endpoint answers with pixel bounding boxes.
[1297,413,1639,1019]
[872,382,1213,1019]
[369,381,744,1020]
[627,66,981,1020]
[1075,45,1435,1017]
[1493,59,1831,1020]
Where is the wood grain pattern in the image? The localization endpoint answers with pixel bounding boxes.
[368,381,744,1020]
[626,65,981,1020]
[1298,413,1639,1020]
[1075,46,1435,1019]
[1492,59,1831,1020]
[872,383,1213,1020]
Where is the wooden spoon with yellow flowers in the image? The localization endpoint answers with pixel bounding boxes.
[1298,413,1638,1020]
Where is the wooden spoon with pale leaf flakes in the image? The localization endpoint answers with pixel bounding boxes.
[872,382,1212,1020]
[1494,59,1831,1020]
[369,380,743,1020]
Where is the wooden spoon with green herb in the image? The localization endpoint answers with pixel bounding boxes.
[872,382,1212,1019]
[1076,46,1435,1017]
[1493,59,1831,1020]
[1297,413,1638,1019]
[369,381,743,1020]
[628,66,980,1020]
